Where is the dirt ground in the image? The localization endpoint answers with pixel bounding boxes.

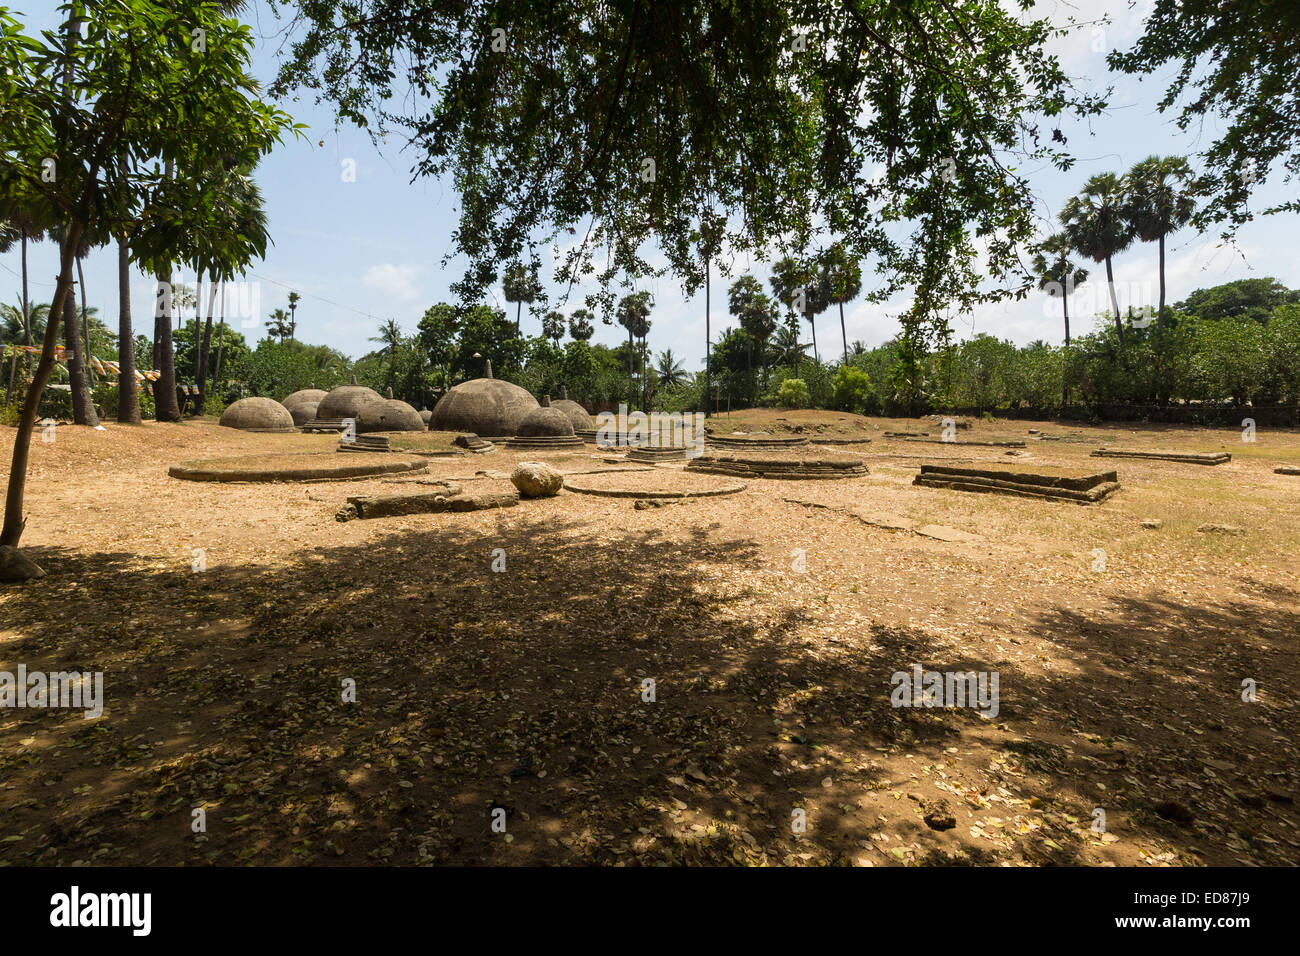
[1,410,1297,866]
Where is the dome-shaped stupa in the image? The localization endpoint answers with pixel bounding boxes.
[429,366,538,437]
[356,398,427,433]
[505,395,584,449]
[316,382,384,421]
[219,396,297,433]
[281,388,327,426]
[551,387,593,433]
[517,405,576,437]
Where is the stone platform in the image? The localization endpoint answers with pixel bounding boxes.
[1091,448,1230,465]
[563,471,746,499]
[705,433,810,449]
[913,464,1120,503]
[687,450,867,480]
[170,453,427,483]
[505,435,585,450]
[339,434,391,453]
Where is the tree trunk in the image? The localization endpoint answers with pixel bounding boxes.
[515,300,522,335]
[117,237,142,424]
[839,299,848,364]
[808,311,819,366]
[214,282,227,391]
[78,255,94,388]
[704,259,711,418]
[1105,256,1124,344]
[196,277,217,415]
[63,277,98,427]
[1156,234,1166,333]
[627,327,635,411]
[1061,295,1071,410]
[2,229,80,546]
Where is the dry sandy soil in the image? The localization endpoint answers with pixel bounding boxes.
[1,410,1297,866]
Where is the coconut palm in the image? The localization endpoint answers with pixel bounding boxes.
[286,290,300,345]
[616,291,652,410]
[1061,173,1135,343]
[1124,156,1196,332]
[267,308,292,343]
[770,319,808,376]
[655,349,685,389]
[1032,233,1089,348]
[369,318,404,362]
[820,243,863,364]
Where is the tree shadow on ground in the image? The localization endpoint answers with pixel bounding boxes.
[1,521,1296,865]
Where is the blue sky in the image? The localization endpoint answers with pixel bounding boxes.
[4,0,1296,369]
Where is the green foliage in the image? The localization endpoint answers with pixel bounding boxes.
[831,365,873,414]
[1108,1,1300,232]
[275,0,1103,333]
[775,377,810,409]
[1177,278,1300,325]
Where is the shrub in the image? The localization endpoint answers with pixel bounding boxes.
[831,365,873,414]
[776,377,810,408]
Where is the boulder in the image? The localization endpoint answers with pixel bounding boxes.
[0,545,45,583]
[511,461,563,498]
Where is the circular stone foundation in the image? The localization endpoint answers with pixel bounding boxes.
[563,471,746,499]
[169,452,429,483]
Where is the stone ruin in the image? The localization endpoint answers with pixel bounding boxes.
[218,396,297,433]
[913,464,1120,503]
[1091,448,1230,465]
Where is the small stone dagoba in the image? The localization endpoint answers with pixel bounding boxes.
[356,398,427,433]
[551,386,594,433]
[315,378,385,421]
[506,396,584,449]
[219,396,297,433]
[428,359,539,437]
[281,388,327,426]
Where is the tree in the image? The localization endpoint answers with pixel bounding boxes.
[770,255,831,365]
[616,291,653,410]
[275,2,1103,340]
[1124,156,1196,332]
[1177,279,1300,324]
[1032,233,1088,348]
[821,244,863,363]
[369,319,403,363]
[451,306,525,380]
[1061,173,1135,344]
[266,309,292,343]
[0,1,297,550]
[567,308,595,342]
[1108,2,1300,234]
[286,290,300,345]
[416,303,460,391]
[655,349,686,390]
[769,318,807,377]
[541,310,565,347]
[502,261,541,334]
[729,275,777,400]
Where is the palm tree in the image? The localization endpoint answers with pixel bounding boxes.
[730,275,778,400]
[1061,173,1135,344]
[369,318,404,363]
[541,309,565,346]
[567,308,594,341]
[1032,233,1089,348]
[616,291,652,410]
[695,211,724,418]
[821,243,862,364]
[1124,156,1196,332]
[655,349,686,389]
[502,261,539,334]
[286,290,300,345]
[770,254,831,365]
[770,319,808,376]
[266,308,292,343]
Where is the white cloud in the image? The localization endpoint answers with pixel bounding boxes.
[360,263,422,304]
